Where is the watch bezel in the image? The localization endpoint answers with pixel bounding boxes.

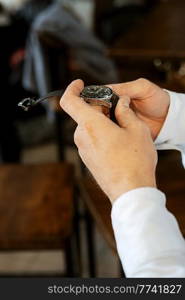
[80,85,113,102]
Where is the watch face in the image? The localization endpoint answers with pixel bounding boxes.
[80,85,113,101]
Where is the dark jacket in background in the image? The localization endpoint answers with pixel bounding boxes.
[23,1,119,96]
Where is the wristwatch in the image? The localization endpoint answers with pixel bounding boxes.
[18,85,119,122]
[80,85,119,121]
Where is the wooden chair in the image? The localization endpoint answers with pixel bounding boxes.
[0,162,77,276]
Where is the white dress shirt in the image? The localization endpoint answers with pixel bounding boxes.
[111,90,185,277]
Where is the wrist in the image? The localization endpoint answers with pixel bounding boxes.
[108,175,156,204]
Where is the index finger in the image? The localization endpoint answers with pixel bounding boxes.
[60,79,100,124]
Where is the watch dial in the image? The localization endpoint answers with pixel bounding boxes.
[80,85,113,100]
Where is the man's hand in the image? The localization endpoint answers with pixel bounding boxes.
[60,79,157,204]
[110,78,170,140]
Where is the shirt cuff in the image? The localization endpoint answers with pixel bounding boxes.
[112,187,166,220]
[155,90,185,150]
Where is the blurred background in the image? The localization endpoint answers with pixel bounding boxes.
[0,0,185,277]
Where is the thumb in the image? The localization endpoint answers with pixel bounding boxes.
[115,95,138,128]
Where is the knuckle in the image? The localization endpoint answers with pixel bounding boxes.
[136,78,152,94]
[60,97,66,110]
[74,129,81,147]
[137,77,148,85]
[82,120,94,132]
[137,78,151,89]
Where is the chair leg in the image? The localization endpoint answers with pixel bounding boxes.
[85,209,96,277]
[73,191,83,275]
[64,238,75,277]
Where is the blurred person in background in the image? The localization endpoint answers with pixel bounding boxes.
[0,0,29,162]
[22,0,118,98]
[0,0,119,162]
[0,0,53,162]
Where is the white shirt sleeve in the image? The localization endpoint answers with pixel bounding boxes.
[155,90,185,165]
[111,91,185,277]
[111,188,185,277]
